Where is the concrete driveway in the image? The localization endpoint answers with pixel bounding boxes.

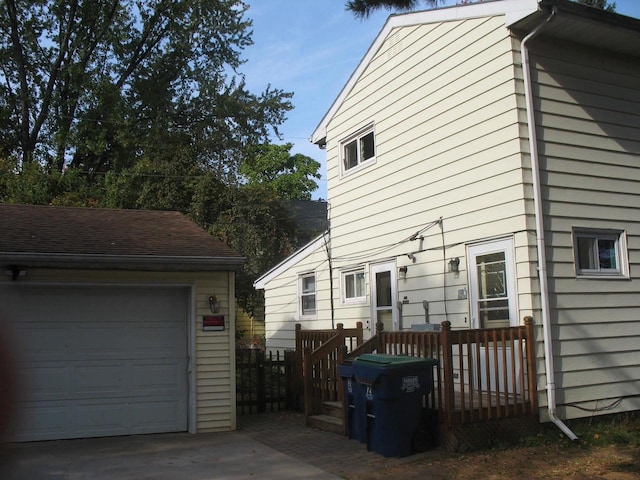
[0,431,340,480]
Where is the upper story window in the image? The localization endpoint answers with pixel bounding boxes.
[573,229,628,278]
[299,272,316,317]
[341,267,366,304]
[341,125,375,175]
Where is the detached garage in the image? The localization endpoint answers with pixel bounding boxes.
[0,204,244,442]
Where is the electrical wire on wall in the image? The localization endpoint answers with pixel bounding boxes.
[323,209,335,329]
[330,218,442,263]
[439,218,449,323]
[563,394,640,414]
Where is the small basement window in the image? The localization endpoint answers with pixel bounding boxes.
[341,125,375,174]
[573,229,628,278]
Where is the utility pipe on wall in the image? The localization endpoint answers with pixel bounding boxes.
[521,6,578,441]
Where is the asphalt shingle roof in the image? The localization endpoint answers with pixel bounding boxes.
[0,204,243,270]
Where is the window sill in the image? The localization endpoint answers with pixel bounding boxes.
[341,298,367,306]
[576,273,630,280]
[340,157,376,178]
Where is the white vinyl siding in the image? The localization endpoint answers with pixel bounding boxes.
[324,15,530,329]
[528,37,640,419]
[259,237,334,352]
[260,5,640,425]
[194,270,237,433]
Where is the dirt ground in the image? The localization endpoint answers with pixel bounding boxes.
[347,443,639,480]
[344,412,640,480]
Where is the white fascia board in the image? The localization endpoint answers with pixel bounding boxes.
[253,232,328,290]
[310,0,540,146]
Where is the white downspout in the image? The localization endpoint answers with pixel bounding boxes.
[521,6,578,441]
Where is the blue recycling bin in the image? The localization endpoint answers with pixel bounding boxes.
[353,353,438,457]
[338,361,366,443]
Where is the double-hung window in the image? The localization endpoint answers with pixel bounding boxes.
[573,229,628,278]
[341,267,366,304]
[341,125,375,174]
[299,273,316,317]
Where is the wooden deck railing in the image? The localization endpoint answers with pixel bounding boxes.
[439,317,538,427]
[296,317,538,428]
[295,322,363,417]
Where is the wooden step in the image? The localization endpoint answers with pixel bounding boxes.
[306,414,344,435]
[321,401,343,419]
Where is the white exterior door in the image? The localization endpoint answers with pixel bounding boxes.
[2,284,189,442]
[467,238,518,329]
[370,261,398,333]
[467,238,521,393]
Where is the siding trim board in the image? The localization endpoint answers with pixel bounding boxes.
[254,233,328,290]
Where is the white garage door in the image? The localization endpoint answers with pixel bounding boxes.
[1,284,189,442]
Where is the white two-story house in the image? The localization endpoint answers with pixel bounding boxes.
[255,0,640,426]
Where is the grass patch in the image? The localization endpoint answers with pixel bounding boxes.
[570,413,640,447]
[517,412,640,451]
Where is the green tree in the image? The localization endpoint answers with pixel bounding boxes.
[218,143,322,316]
[240,143,321,200]
[346,0,616,18]
[346,0,439,18]
[213,185,298,318]
[0,157,52,204]
[1,0,292,180]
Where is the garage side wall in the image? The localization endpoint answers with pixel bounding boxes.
[194,270,237,432]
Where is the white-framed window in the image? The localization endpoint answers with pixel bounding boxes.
[299,272,316,318]
[341,267,366,304]
[341,124,375,175]
[572,229,628,278]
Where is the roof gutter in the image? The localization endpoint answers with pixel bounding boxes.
[1,252,245,272]
[521,5,578,441]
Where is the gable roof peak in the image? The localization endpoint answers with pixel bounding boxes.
[311,0,542,146]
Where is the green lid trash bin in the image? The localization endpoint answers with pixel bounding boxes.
[353,354,438,457]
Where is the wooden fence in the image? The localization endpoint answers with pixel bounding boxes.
[236,348,296,414]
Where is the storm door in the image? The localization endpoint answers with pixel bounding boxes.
[468,238,518,329]
[467,238,521,394]
[370,261,398,333]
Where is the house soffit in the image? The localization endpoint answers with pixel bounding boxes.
[511,0,640,59]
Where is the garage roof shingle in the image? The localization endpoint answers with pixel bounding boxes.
[0,204,244,271]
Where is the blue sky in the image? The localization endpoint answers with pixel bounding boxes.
[241,0,640,200]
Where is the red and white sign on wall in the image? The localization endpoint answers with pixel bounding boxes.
[203,315,225,331]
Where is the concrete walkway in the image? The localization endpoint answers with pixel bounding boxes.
[0,428,340,480]
[0,411,434,480]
